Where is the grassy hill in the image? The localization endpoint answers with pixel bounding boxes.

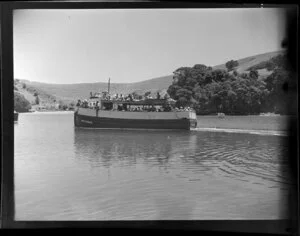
[213,50,286,76]
[17,75,173,103]
[14,79,61,111]
[15,50,285,108]
[15,79,57,103]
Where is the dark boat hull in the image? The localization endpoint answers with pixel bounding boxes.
[14,112,19,122]
[74,112,197,130]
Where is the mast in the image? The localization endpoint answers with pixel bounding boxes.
[108,78,110,95]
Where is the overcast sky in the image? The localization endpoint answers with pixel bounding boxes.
[13,8,287,84]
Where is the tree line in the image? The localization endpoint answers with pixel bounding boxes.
[167,54,294,115]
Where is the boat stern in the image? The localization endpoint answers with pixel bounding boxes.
[189,118,197,129]
[187,111,197,129]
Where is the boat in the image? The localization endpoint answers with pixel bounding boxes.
[74,79,197,130]
[14,110,19,122]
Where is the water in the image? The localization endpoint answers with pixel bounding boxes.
[14,112,292,220]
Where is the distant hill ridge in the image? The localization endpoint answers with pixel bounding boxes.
[15,50,285,104]
[17,75,174,102]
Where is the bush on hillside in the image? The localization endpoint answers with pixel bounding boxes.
[14,92,31,112]
[225,60,239,71]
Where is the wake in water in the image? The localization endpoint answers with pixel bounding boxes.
[76,126,287,136]
[191,127,288,136]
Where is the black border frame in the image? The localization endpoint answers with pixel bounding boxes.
[1,1,298,233]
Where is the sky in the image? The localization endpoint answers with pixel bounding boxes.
[13,8,287,84]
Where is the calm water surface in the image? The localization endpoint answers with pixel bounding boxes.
[15,112,291,220]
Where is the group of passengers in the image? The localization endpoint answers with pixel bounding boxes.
[103,92,165,102]
[76,100,100,109]
[76,91,193,112]
[175,107,194,112]
[77,92,166,108]
[77,100,88,108]
[115,105,172,112]
[76,99,193,112]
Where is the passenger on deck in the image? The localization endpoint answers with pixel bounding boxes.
[129,94,133,101]
[95,101,99,110]
[157,92,161,100]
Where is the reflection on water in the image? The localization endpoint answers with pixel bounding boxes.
[15,112,291,220]
[74,128,290,185]
[74,129,190,169]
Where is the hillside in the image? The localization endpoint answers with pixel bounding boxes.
[15,79,57,103]
[213,50,286,75]
[14,79,63,112]
[17,75,173,102]
[15,50,285,109]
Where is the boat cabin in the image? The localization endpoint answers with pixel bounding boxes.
[80,90,177,112]
[77,81,192,112]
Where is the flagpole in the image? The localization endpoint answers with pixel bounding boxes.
[108,78,110,95]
